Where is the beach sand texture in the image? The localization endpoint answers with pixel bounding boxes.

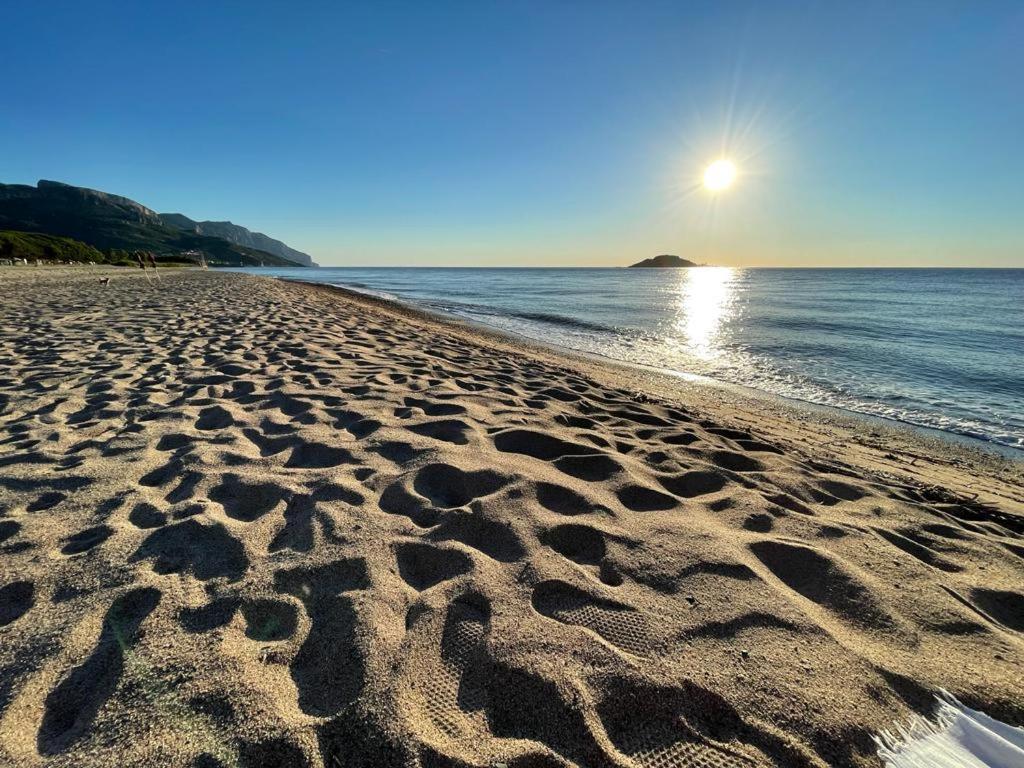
[0,269,1022,768]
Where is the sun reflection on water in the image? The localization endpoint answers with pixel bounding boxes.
[673,267,737,359]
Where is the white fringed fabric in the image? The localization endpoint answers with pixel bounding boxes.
[875,691,1024,768]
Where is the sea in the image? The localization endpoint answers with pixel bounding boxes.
[232,266,1024,454]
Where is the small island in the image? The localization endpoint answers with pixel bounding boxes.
[627,254,702,268]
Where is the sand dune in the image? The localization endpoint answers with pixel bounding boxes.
[0,269,1021,767]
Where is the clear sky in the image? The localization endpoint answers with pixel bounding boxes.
[3,1,1022,267]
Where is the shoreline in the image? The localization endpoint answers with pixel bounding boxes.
[1,268,1021,768]
[281,275,1024,462]
[283,276,1024,512]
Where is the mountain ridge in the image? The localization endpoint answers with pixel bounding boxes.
[0,180,310,267]
[159,213,317,267]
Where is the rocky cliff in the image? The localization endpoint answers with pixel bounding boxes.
[160,213,316,267]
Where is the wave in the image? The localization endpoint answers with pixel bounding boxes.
[408,299,621,335]
[501,310,619,334]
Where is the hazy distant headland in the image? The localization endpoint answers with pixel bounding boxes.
[628,254,704,268]
[0,180,314,267]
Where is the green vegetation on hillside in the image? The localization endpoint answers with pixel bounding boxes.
[1,231,108,263]
[0,231,197,266]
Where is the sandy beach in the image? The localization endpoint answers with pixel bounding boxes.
[0,268,1021,768]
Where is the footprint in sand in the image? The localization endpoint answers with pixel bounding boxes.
[195,405,233,431]
[179,597,240,633]
[139,457,184,488]
[132,519,248,581]
[427,511,525,563]
[534,482,605,516]
[970,588,1024,632]
[379,463,509,528]
[38,587,161,754]
[401,595,491,744]
[703,449,766,473]
[541,523,624,587]
[273,559,368,716]
[284,440,357,469]
[241,599,299,642]
[616,484,679,511]
[155,433,194,452]
[326,407,369,431]
[873,527,964,573]
[493,428,623,481]
[750,539,899,632]
[367,440,427,466]
[406,419,473,445]
[541,523,606,565]
[61,525,114,555]
[395,542,474,591]
[657,470,728,498]
[209,474,286,522]
[415,464,508,508]
[128,502,168,529]
[27,491,67,512]
[403,396,467,417]
[0,519,22,544]
[742,512,775,533]
[531,579,657,656]
[0,580,34,626]
[596,677,801,767]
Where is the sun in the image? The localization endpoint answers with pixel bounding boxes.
[703,159,737,192]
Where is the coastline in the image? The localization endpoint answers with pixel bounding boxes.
[285,276,1024,502]
[1,267,1021,768]
[259,266,1024,458]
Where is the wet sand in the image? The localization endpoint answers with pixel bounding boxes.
[0,268,1022,767]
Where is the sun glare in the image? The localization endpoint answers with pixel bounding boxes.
[703,159,737,192]
[674,267,736,359]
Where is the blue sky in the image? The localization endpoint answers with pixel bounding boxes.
[3,1,1022,266]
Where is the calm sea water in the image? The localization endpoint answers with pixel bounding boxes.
[234,267,1024,452]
